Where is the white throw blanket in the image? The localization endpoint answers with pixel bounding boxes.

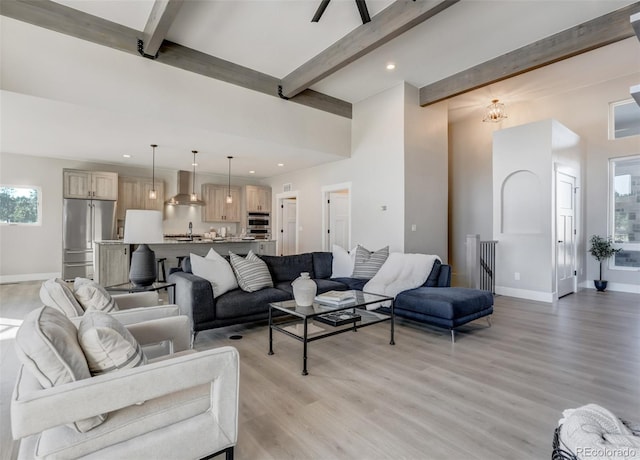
[558,404,640,460]
[363,253,440,309]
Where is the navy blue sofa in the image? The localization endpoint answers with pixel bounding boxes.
[168,252,493,342]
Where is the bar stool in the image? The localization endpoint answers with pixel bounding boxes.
[176,255,187,271]
[156,258,167,282]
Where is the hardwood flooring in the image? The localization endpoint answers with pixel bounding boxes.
[1,282,638,459]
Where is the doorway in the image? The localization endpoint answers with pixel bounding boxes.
[321,183,351,251]
[556,169,577,297]
[276,191,299,256]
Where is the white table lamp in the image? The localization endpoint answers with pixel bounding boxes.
[123,210,164,287]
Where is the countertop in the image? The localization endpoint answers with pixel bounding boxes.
[96,239,275,244]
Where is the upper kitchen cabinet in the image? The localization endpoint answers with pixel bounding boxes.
[245,185,271,213]
[63,170,118,200]
[201,184,241,222]
[116,176,164,220]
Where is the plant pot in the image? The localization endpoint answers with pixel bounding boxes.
[594,280,608,292]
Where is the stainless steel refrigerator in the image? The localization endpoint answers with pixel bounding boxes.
[63,198,116,280]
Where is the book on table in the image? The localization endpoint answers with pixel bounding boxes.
[315,311,361,327]
[314,290,356,305]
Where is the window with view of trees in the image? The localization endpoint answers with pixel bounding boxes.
[0,186,41,225]
[610,155,640,269]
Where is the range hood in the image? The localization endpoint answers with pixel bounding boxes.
[166,170,205,206]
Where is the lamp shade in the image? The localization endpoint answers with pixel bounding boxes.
[123,210,164,244]
[123,210,164,287]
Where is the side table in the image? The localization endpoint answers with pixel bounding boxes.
[104,281,176,304]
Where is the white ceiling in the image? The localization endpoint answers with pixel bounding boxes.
[2,0,638,178]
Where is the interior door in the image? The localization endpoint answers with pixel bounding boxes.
[280,198,297,256]
[556,171,576,297]
[327,191,349,250]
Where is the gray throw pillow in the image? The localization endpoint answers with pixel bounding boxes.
[352,245,389,279]
[229,250,273,292]
[73,278,118,313]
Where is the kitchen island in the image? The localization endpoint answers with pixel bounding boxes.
[94,239,276,286]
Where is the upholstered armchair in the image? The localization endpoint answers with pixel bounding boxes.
[11,308,239,460]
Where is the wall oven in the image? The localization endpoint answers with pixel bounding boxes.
[247,212,271,239]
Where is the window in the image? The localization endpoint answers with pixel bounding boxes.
[609,99,640,140]
[610,155,640,269]
[0,185,42,225]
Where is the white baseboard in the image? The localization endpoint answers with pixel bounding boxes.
[0,272,60,284]
[579,280,640,294]
[495,286,554,303]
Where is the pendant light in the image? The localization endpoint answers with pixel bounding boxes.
[482,99,508,123]
[226,156,233,204]
[148,144,157,200]
[191,150,199,202]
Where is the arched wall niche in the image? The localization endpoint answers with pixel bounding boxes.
[500,169,543,234]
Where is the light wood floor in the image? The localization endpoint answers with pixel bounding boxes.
[1,282,639,459]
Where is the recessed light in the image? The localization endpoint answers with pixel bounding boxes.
[386,63,396,70]
[122,154,131,158]
[277,163,284,167]
[249,170,255,174]
[192,162,198,166]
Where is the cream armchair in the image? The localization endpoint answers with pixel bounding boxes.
[12,313,239,460]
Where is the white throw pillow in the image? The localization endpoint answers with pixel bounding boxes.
[229,250,273,292]
[73,278,118,313]
[15,306,106,432]
[77,311,146,376]
[331,245,357,278]
[39,278,85,317]
[190,250,238,298]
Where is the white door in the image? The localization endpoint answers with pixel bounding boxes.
[556,171,577,297]
[327,191,349,250]
[280,198,297,256]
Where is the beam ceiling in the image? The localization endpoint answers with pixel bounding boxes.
[280,0,460,100]
[141,0,184,58]
[0,0,352,118]
[420,2,640,106]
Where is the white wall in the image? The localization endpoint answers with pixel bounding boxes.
[493,119,584,302]
[264,83,449,256]
[0,152,256,281]
[449,72,640,293]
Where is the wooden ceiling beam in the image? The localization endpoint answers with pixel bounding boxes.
[279,0,460,99]
[141,0,184,58]
[632,11,640,42]
[0,0,351,118]
[420,2,640,106]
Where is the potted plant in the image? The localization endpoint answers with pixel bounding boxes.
[588,235,620,292]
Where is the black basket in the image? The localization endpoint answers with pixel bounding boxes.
[552,425,578,460]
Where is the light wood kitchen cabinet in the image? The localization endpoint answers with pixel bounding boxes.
[201,184,241,222]
[117,176,164,220]
[63,170,118,200]
[94,243,129,286]
[245,185,271,213]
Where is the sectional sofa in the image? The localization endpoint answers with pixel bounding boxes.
[168,251,493,342]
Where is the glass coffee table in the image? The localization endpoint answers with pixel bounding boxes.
[268,290,395,375]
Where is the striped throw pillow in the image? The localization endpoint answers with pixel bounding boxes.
[229,250,273,292]
[77,311,146,376]
[352,245,389,280]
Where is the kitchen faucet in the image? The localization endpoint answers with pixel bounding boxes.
[188,221,193,240]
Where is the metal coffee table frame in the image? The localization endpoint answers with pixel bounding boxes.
[268,290,395,375]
